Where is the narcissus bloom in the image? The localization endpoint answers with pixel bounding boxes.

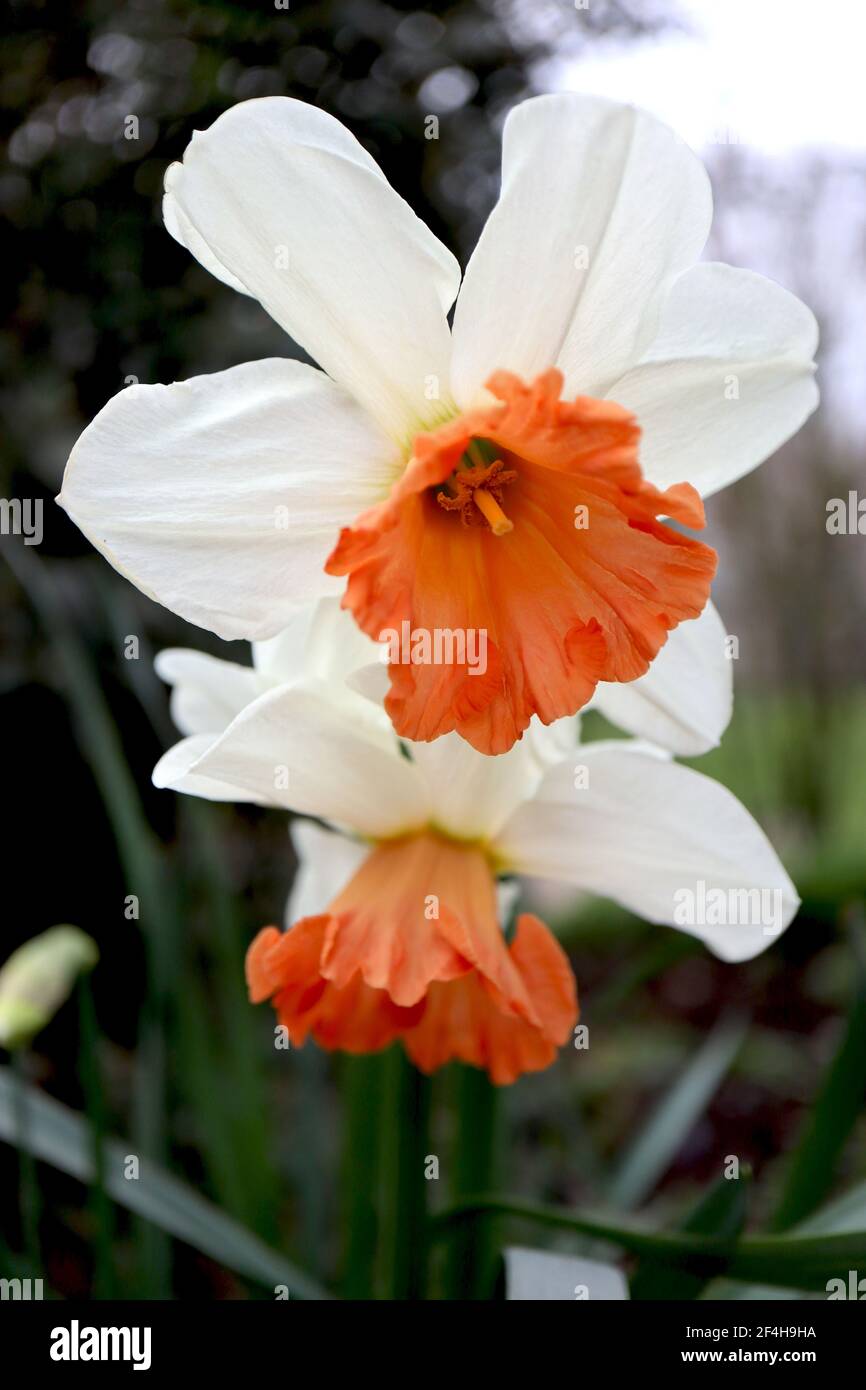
[59,94,817,754]
[154,603,797,1084]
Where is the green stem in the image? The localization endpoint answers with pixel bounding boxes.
[431,1196,866,1292]
[378,1048,431,1300]
[340,1053,383,1298]
[78,981,116,1298]
[443,1064,501,1300]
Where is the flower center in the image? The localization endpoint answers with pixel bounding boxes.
[435,438,516,536]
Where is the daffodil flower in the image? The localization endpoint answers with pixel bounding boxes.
[60,93,816,754]
[153,602,796,1084]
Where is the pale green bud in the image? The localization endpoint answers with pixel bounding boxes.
[0,926,98,1050]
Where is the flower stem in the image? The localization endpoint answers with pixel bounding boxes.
[340,1053,383,1298]
[443,1063,501,1299]
[78,979,117,1298]
[378,1047,431,1300]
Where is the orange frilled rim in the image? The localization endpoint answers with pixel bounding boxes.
[325,368,717,755]
[245,831,578,1086]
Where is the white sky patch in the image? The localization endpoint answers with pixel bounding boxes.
[548,0,866,154]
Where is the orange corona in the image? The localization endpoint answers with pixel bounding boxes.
[327,369,717,755]
[247,829,577,1085]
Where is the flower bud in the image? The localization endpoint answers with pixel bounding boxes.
[0,927,98,1050]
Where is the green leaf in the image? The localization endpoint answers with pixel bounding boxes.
[607,1013,749,1210]
[431,1192,866,1293]
[708,1182,866,1299]
[630,1169,751,1300]
[772,979,866,1231]
[0,1069,330,1300]
[795,1179,866,1235]
[6,545,181,1292]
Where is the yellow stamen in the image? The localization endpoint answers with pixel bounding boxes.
[474,487,513,536]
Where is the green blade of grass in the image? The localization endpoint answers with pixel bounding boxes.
[77,980,116,1298]
[431,1192,866,1293]
[607,1013,749,1211]
[0,1068,330,1300]
[5,544,177,1293]
[630,1168,752,1300]
[772,974,866,1232]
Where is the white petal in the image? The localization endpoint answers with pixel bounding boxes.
[496,877,522,927]
[526,714,583,765]
[284,819,368,926]
[450,93,711,406]
[163,188,252,297]
[345,659,391,707]
[250,597,378,689]
[251,605,319,683]
[154,648,261,737]
[164,97,460,442]
[504,1247,628,1301]
[153,734,271,803]
[495,743,799,961]
[591,602,732,755]
[185,682,429,837]
[409,731,549,842]
[609,263,819,498]
[58,358,399,641]
[300,596,382,685]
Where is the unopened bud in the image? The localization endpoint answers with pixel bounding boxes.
[0,926,98,1049]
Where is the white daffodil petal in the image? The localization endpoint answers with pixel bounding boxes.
[450,93,711,407]
[496,878,522,928]
[154,648,261,737]
[409,731,549,842]
[153,734,272,803]
[591,602,732,755]
[164,97,460,443]
[495,743,799,961]
[251,605,320,683]
[187,683,429,837]
[301,596,382,685]
[163,188,253,297]
[504,1247,628,1301]
[609,262,819,498]
[58,358,399,641]
[284,819,369,926]
[250,597,371,687]
[267,599,394,730]
[346,659,391,707]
